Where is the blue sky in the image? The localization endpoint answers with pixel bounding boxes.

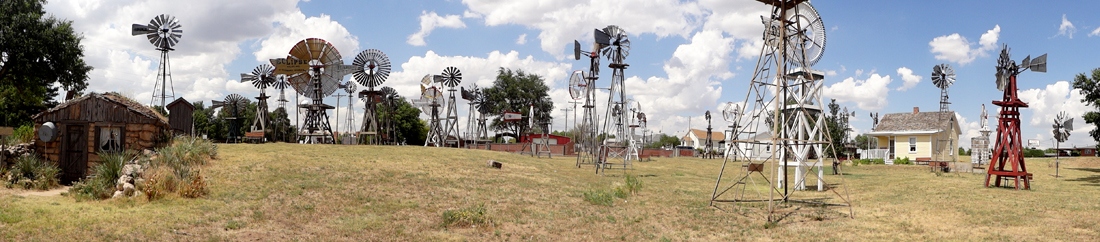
[45,0,1100,148]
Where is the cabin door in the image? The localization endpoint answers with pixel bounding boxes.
[61,124,88,185]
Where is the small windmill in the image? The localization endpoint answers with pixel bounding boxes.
[240,64,276,139]
[421,74,446,147]
[352,49,391,145]
[461,85,482,143]
[472,87,491,143]
[719,102,742,159]
[379,86,399,144]
[212,94,247,143]
[341,81,358,143]
[440,67,463,147]
[132,14,183,108]
[1052,111,1073,177]
[704,110,714,159]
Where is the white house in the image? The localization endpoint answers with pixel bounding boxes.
[681,129,725,152]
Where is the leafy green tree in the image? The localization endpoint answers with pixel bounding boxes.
[1072,68,1100,149]
[481,68,553,140]
[824,99,852,158]
[380,97,427,145]
[854,134,872,150]
[267,107,296,142]
[958,147,966,156]
[646,134,681,149]
[0,0,93,127]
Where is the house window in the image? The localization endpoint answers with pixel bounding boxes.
[909,137,917,153]
[97,126,123,152]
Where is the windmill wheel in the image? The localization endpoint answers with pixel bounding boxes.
[242,64,276,89]
[352,49,391,89]
[343,81,357,94]
[380,86,397,100]
[224,93,247,115]
[441,66,462,87]
[600,25,630,64]
[932,64,956,89]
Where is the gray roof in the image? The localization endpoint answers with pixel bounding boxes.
[873,111,960,134]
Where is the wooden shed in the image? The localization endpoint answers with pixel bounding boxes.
[32,92,169,184]
[166,97,194,135]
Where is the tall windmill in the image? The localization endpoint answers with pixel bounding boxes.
[421,75,446,147]
[341,81,358,143]
[704,110,714,159]
[471,87,491,144]
[440,67,463,147]
[932,64,957,161]
[273,76,291,110]
[240,64,276,139]
[132,14,182,108]
[710,0,851,222]
[568,70,600,168]
[352,49,391,145]
[270,38,357,144]
[212,94,247,143]
[600,25,632,168]
[1052,111,1073,177]
[461,85,482,144]
[986,44,1047,190]
[379,86,399,145]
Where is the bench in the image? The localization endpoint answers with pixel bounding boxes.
[928,161,950,172]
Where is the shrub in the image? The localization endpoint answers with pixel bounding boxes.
[442,203,490,227]
[623,174,643,194]
[68,151,133,200]
[895,157,912,165]
[5,154,60,190]
[140,165,178,201]
[4,124,34,145]
[178,172,208,198]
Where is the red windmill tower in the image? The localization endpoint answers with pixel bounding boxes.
[986,44,1046,190]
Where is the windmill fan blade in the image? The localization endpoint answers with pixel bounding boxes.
[1030,53,1047,73]
[1021,55,1031,68]
[131,24,155,35]
[1065,118,1074,131]
[574,40,582,61]
[593,29,611,46]
[441,66,462,87]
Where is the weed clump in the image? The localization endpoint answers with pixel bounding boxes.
[584,174,645,206]
[584,188,616,206]
[4,154,60,190]
[140,136,215,200]
[69,151,132,200]
[442,203,491,227]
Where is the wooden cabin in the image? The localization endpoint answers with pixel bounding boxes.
[166,97,194,135]
[32,92,169,184]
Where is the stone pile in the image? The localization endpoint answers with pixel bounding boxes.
[0,143,34,166]
[111,150,151,198]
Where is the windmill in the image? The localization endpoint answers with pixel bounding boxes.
[272,76,291,110]
[986,44,1047,190]
[132,14,183,108]
[461,85,483,144]
[439,67,463,147]
[710,1,851,222]
[600,25,633,169]
[971,104,993,166]
[704,110,715,159]
[240,64,276,140]
[270,38,357,144]
[1052,111,1073,177]
[421,75,446,147]
[471,87,491,144]
[352,49,391,145]
[573,26,612,169]
[340,81,358,144]
[719,102,742,159]
[212,94,247,143]
[379,86,399,145]
[623,99,641,162]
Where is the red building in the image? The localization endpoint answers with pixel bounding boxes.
[519,134,572,145]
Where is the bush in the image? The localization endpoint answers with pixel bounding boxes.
[137,136,217,200]
[1023,149,1046,157]
[69,151,133,200]
[5,154,60,190]
[178,171,208,198]
[4,124,34,145]
[140,165,178,201]
[442,203,490,227]
[895,157,912,165]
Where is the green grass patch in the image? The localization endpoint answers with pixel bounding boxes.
[442,203,491,227]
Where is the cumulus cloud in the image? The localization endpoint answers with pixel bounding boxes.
[1052,14,1076,39]
[406,11,466,46]
[895,67,922,91]
[929,25,1000,65]
[624,31,733,130]
[516,34,527,45]
[1017,81,1093,147]
[1090,26,1100,37]
[823,74,893,111]
[254,11,360,63]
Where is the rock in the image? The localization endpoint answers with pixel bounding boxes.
[117,175,132,190]
[134,178,146,188]
[122,164,142,176]
[487,160,502,169]
[122,183,135,196]
[112,190,124,199]
[143,149,156,156]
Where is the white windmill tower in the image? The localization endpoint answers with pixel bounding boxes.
[131,14,182,108]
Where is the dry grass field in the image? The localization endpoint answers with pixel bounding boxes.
[3,143,1100,241]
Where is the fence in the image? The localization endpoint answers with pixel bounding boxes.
[858,149,889,160]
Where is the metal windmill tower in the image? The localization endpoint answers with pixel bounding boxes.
[131,14,182,108]
[440,67,464,147]
[704,110,715,159]
[271,38,357,144]
[421,75,447,147]
[599,25,632,168]
[472,88,491,144]
[352,49,391,145]
[461,86,483,144]
[1052,111,1073,178]
[379,86,399,145]
[710,0,851,222]
[241,64,276,138]
[932,63,957,161]
[341,82,358,142]
[986,45,1046,190]
[212,94,247,143]
[719,102,742,159]
[568,69,600,168]
[273,76,291,110]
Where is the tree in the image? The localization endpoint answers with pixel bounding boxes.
[1072,68,1100,149]
[482,68,553,140]
[646,134,681,149]
[0,0,93,127]
[267,107,296,143]
[958,147,966,156]
[824,99,852,158]
[854,134,872,150]
[380,97,427,145]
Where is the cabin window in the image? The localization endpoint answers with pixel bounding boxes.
[97,126,123,152]
[908,137,917,153]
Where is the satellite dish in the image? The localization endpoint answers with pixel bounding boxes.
[38,122,57,142]
[352,49,391,90]
[241,64,276,89]
[783,3,826,67]
[932,64,956,90]
[441,67,462,88]
[131,14,182,50]
[568,70,587,100]
[600,25,630,64]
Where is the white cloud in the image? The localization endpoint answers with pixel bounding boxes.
[625,31,733,130]
[1018,81,1094,147]
[929,25,1000,65]
[895,67,922,91]
[516,34,527,45]
[823,74,892,111]
[406,11,466,46]
[1052,14,1076,39]
[255,10,360,63]
[1090,26,1100,37]
[462,0,704,57]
